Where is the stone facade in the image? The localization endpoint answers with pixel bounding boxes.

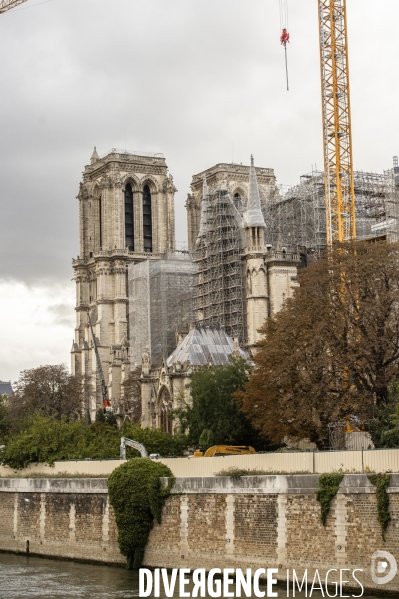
[1,475,398,594]
[192,157,299,354]
[186,162,279,249]
[142,160,300,431]
[140,327,247,431]
[71,148,176,419]
[70,151,299,424]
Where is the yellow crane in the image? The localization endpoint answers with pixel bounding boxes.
[318,0,356,244]
[0,0,29,13]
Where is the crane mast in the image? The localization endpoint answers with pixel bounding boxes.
[319,0,356,244]
[0,0,28,13]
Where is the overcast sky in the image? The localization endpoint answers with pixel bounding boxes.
[1,0,399,382]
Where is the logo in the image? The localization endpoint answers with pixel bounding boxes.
[371,550,397,585]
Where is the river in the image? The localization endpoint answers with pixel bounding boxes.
[0,553,390,598]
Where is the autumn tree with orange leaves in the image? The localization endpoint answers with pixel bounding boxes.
[239,241,399,449]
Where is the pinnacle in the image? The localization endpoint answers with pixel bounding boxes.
[90,146,99,164]
[244,155,266,229]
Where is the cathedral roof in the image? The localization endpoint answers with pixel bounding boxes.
[166,326,247,367]
[243,155,266,229]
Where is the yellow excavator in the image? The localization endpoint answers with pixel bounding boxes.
[193,445,256,458]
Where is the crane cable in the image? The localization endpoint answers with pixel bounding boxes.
[279,0,290,91]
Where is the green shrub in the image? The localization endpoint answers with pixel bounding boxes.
[215,466,311,477]
[1,414,86,469]
[83,422,120,459]
[122,423,188,457]
[316,473,344,525]
[368,473,392,540]
[108,459,175,569]
[1,415,188,469]
[216,467,275,478]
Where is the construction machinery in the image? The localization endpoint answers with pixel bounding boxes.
[86,310,111,411]
[318,0,356,244]
[120,437,149,459]
[281,1,356,244]
[193,445,256,458]
[0,0,28,14]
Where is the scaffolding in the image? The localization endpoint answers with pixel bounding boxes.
[194,187,245,345]
[265,171,326,254]
[265,162,399,253]
[128,254,194,369]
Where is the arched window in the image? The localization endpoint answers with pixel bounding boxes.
[125,183,134,251]
[233,192,242,212]
[143,184,152,252]
[159,387,173,434]
[247,271,252,294]
[98,196,102,249]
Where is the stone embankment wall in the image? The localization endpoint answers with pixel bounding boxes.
[0,475,398,593]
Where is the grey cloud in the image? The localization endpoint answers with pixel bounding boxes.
[0,0,398,283]
[47,302,75,327]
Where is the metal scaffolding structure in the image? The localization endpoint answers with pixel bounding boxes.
[265,162,399,253]
[128,254,194,369]
[265,171,326,254]
[194,186,245,345]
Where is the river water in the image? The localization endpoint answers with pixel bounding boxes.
[0,553,389,599]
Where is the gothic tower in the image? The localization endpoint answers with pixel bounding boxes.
[190,156,299,356]
[71,147,176,420]
[243,156,268,351]
[186,161,279,249]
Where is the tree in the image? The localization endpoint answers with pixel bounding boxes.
[175,356,262,448]
[368,380,399,448]
[367,380,399,447]
[1,413,86,469]
[9,364,84,427]
[0,394,10,442]
[240,241,399,449]
[1,415,188,469]
[122,422,188,457]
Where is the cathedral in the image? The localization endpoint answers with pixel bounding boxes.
[140,157,299,430]
[71,148,298,425]
[71,148,176,420]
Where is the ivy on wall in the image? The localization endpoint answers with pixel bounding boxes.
[368,473,392,540]
[108,459,175,569]
[316,473,344,525]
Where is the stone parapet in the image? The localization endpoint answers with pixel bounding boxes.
[0,474,398,593]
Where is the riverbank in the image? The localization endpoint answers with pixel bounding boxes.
[0,553,393,599]
[0,474,398,593]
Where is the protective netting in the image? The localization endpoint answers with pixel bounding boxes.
[128,255,194,368]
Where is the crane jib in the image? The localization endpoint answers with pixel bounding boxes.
[0,0,29,14]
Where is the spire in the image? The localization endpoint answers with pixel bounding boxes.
[90,146,99,164]
[196,175,210,246]
[243,155,266,228]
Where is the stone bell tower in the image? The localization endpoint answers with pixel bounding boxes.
[242,155,269,351]
[71,147,176,420]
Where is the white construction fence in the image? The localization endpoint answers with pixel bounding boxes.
[0,448,399,478]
